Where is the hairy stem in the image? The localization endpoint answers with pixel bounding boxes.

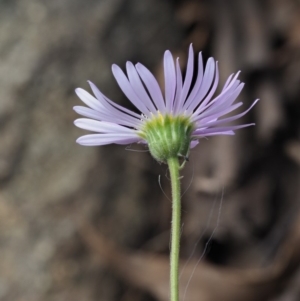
[167,157,181,301]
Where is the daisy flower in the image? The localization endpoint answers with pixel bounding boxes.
[74,45,258,163]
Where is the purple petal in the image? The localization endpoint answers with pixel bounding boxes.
[193,123,255,136]
[179,44,194,110]
[195,102,243,124]
[75,88,104,111]
[196,99,258,128]
[88,81,142,119]
[164,50,176,112]
[75,87,140,125]
[184,58,215,112]
[76,133,140,146]
[74,118,137,134]
[222,73,234,91]
[112,64,150,116]
[190,140,199,148]
[187,61,219,114]
[192,83,244,121]
[182,52,203,112]
[194,130,235,137]
[223,72,241,91]
[135,63,166,113]
[205,131,235,136]
[172,58,183,114]
[73,105,142,128]
[202,84,244,117]
[199,82,241,114]
[73,106,104,121]
[126,62,157,113]
[191,71,241,118]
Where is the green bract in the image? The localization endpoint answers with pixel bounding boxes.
[139,113,195,163]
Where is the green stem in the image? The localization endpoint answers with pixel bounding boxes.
[167,157,181,301]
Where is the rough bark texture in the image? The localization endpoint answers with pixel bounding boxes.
[1,0,300,300]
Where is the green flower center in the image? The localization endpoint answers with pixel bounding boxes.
[139,113,195,163]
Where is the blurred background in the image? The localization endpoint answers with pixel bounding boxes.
[1,0,300,300]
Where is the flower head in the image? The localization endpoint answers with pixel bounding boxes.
[74,45,258,163]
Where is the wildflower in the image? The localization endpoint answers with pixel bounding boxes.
[74,45,258,163]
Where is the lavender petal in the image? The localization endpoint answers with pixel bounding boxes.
[135,63,166,113]
[164,50,176,112]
